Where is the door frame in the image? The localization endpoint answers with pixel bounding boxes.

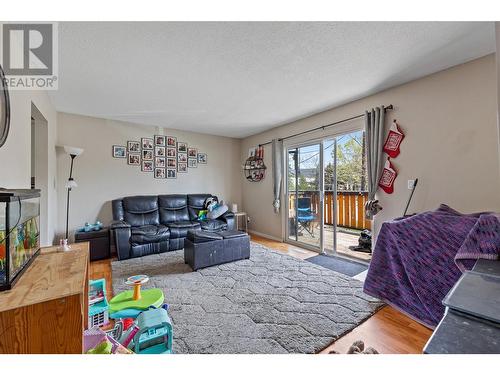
[281,118,366,255]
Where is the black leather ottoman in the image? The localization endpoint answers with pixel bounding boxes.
[184,229,250,271]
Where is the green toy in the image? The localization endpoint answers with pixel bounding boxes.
[86,337,113,354]
[109,275,164,319]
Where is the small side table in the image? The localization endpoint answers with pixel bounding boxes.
[234,212,248,232]
[75,228,110,261]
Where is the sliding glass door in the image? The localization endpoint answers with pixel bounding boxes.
[285,129,372,261]
[286,143,323,251]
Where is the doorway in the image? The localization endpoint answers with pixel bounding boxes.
[285,129,371,262]
[31,103,49,246]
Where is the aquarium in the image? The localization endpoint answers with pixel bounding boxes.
[0,189,40,291]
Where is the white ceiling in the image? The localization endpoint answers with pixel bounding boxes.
[50,22,495,138]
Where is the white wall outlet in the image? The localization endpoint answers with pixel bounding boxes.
[408,179,415,190]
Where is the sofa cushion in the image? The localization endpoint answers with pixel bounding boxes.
[200,219,228,232]
[187,194,213,221]
[130,224,170,245]
[167,221,201,239]
[123,196,159,226]
[159,194,189,224]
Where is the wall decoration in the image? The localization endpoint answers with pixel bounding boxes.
[142,137,154,149]
[155,146,165,157]
[128,154,140,165]
[154,135,166,147]
[113,145,126,158]
[154,167,166,179]
[178,142,187,153]
[167,136,177,147]
[115,134,207,180]
[128,141,140,153]
[188,147,197,159]
[197,153,207,164]
[155,157,165,168]
[167,147,176,157]
[142,149,153,160]
[167,158,177,168]
[178,162,187,173]
[142,160,153,172]
[167,169,177,179]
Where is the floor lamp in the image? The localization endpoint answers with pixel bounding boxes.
[63,146,84,240]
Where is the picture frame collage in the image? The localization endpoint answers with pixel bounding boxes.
[112,135,207,179]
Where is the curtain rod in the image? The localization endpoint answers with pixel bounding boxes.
[258,104,393,147]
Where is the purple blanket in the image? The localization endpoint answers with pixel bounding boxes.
[363,204,500,328]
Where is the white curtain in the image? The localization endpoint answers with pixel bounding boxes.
[272,139,283,214]
[365,106,386,219]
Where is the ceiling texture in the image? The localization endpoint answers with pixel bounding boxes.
[49,22,495,138]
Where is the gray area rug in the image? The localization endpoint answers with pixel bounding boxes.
[111,242,383,354]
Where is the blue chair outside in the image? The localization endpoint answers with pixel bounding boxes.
[297,197,317,237]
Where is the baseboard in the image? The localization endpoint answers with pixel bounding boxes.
[248,230,283,243]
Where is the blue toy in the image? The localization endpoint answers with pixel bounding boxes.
[78,221,104,233]
[131,306,173,354]
[88,279,109,328]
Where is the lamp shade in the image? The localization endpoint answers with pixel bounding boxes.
[63,145,84,156]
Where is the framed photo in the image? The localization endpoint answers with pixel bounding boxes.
[155,157,165,168]
[142,137,154,150]
[178,142,187,153]
[142,160,153,172]
[167,169,177,179]
[197,153,207,164]
[167,158,177,168]
[178,162,187,173]
[154,135,166,147]
[112,145,126,158]
[178,153,187,163]
[154,167,166,179]
[155,146,165,157]
[142,149,153,160]
[128,153,140,166]
[127,141,140,153]
[166,147,176,157]
[188,158,197,168]
[166,136,177,147]
[188,147,197,158]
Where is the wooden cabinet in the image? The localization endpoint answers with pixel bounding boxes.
[0,242,89,354]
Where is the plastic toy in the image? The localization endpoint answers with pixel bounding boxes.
[108,274,164,319]
[131,306,173,354]
[78,221,104,233]
[88,278,109,328]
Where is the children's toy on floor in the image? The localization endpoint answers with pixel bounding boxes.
[88,278,109,328]
[132,306,173,354]
[106,305,173,354]
[108,274,164,319]
[84,327,132,354]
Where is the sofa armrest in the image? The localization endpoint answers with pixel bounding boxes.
[110,220,131,229]
[220,211,235,230]
[110,221,132,260]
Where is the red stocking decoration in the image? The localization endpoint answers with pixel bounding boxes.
[383,120,405,158]
[379,158,397,194]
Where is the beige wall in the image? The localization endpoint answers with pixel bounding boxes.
[241,54,500,241]
[56,113,242,240]
[0,90,58,245]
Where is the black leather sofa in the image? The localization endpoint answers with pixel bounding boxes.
[111,194,234,260]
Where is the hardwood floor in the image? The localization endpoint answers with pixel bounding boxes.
[90,234,432,354]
